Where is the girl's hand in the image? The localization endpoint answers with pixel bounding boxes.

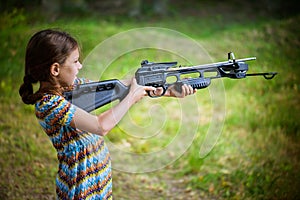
[128,78,156,103]
[166,84,196,98]
[123,78,196,98]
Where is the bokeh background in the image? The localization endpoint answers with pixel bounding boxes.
[0,0,299,199]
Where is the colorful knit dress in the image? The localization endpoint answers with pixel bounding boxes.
[35,79,112,200]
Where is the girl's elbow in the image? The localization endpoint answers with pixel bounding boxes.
[95,120,111,136]
[98,126,110,136]
[92,125,106,136]
[96,113,117,136]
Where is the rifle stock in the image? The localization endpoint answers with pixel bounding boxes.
[64,79,129,112]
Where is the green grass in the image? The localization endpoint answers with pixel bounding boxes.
[0,6,300,199]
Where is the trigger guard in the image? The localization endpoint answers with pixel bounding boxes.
[147,86,167,98]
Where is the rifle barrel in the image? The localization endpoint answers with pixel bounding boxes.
[168,57,256,71]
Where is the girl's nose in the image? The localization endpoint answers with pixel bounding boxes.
[78,62,83,70]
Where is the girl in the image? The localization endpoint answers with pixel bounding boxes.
[19,29,195,199]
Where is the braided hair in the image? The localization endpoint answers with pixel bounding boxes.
[19,29,78,104]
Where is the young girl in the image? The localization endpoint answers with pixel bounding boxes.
[19,29,195,199]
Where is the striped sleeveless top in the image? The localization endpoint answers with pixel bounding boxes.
[35,79,112,199]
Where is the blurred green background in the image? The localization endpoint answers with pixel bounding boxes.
[0,0,299,199]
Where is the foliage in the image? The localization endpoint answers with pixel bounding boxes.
[0,3,299,199]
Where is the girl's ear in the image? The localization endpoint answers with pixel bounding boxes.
[50,63,60,77]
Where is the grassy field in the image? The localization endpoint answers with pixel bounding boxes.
[0,2,300,200]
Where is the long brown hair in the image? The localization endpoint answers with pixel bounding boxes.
[19,29,78,104]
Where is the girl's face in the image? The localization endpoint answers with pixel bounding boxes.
[58,48,82,86]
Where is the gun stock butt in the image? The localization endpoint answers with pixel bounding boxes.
[64,79,129,112]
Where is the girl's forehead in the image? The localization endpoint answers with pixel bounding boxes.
[69,48,80,57]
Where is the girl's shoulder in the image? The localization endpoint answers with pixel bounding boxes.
[35,93,75,125]
[34,78,92,121]
[36,77,90,106]
[35,93,65,108]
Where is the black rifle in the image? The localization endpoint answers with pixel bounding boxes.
[64,52,277,112]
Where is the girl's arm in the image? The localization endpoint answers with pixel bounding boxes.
[70,78,156,136]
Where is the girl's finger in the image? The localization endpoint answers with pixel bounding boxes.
[188,85,194,95]
[144,86,156,92]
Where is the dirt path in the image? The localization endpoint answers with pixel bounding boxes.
[113,169,212,200]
